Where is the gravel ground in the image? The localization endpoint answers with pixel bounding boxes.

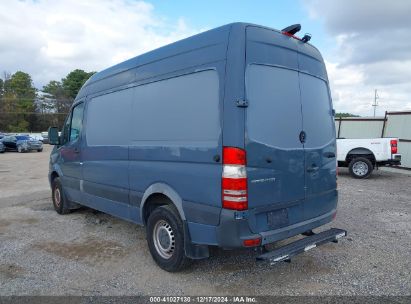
[0,146,410,296]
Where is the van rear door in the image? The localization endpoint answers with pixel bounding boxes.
[245,64,305,206]
[299,68,337,219]
[245,63,306,233]
[244,26,336,234]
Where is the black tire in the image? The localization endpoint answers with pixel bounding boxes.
[146,205,190,272]
[37,148,43,152]
[51,177,71,214]
[348,157,373,179]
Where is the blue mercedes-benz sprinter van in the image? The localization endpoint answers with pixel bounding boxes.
[48,23,346,272]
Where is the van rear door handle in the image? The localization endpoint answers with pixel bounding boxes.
[324,152,335,158]
[307,165,319,172]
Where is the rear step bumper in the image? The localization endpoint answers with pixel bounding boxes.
[256,228,347,265]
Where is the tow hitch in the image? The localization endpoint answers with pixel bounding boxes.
[256,228,347,265]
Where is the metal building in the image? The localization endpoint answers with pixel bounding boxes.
[383,111,411,168]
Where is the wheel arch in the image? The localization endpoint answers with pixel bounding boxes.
[49,164,63,187]
[50,171,59,182]
[346,147,376,164]
[140,183,186,226]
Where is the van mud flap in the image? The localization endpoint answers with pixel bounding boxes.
[256,228,347,265]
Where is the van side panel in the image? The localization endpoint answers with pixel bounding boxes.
[129,68,224,227]
[81,69,226,227]
[77,27,230,231]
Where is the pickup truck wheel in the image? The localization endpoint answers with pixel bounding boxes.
[349,157,373,179]
[51,177,71,214]
[146,205,190,272]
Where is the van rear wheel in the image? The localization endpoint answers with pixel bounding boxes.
[146,205,189,272]
[349,157,373,179]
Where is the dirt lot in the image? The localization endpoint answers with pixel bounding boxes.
[0,145,410,296]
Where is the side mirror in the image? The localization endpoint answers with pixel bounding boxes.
[48,127,60,145]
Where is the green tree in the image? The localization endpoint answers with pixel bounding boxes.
[0,78,4,98]
[1,71,36,132]
[335,112,360,118]
[42,70,94,130]
[62,69,95,99]
[43,80,64,97]
[7,71,36,110]
[42,80,71,127]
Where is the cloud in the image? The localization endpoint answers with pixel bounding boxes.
[0,0,201,88]
[304,0,411,116]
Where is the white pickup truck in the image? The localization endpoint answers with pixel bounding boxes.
[337,138,401,178]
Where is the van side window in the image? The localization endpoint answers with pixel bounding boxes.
[69,103,84,142]
[86,70,220,146]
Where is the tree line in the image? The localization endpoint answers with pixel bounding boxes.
[0,69,95,132]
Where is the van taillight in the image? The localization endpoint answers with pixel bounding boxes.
[222,147,248,211]
[390,139,398,154]
[243,237,261,247]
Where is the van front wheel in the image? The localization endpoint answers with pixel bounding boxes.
[51,177,71,214]
[146,205,189,272]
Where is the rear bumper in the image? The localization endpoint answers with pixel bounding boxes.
[188,207,337,249]
[28,145,42,150]
[18,144,42,151]
[259,208,336,245]
[378,154,401,166]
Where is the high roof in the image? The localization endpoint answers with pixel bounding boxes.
[77,22,321,100]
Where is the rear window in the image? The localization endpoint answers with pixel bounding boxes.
[246,64,303,148]
[246,64,333,148]
[299,73,334,147]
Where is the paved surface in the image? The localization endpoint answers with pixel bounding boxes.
[0,146,410,296]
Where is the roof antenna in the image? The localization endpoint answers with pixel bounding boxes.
[301,33,312,43]
[281,24,301,35]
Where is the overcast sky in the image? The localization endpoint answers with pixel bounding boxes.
[1,0,410,116]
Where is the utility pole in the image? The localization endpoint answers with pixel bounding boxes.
[372,89,379,117]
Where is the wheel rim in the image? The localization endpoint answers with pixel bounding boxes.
[54,187,61,207]
[353,161,368,176]
[18,146,21,152]
[153,219,175,259]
